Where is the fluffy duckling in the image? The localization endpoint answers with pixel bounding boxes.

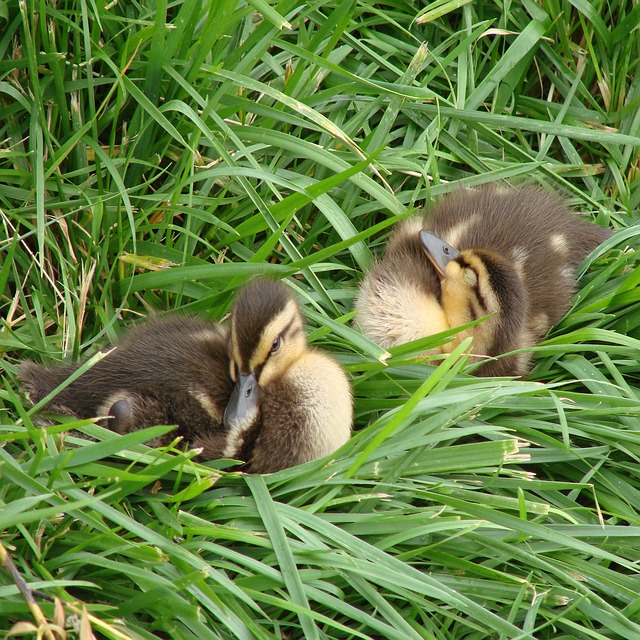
[356,186,611,376]
[20,279,352,473]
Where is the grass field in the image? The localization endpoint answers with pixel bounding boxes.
[2,0,640,638]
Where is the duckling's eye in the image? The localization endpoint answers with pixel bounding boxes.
[270,336,282,354]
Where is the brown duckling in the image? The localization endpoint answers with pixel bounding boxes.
[355,186,611,376]
[20,279,352,473]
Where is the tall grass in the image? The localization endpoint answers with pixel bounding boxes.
[1,0,640,638]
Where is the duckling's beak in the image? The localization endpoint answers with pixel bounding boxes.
[420,230,460,278]
[224,372,260,430]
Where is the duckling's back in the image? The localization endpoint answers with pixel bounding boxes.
[424,186,611,327]
[19,316,234,439]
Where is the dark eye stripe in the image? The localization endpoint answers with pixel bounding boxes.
[259,316,299,374]
[481,255,514,312]
[456,256,473,271]
[269,316,296,353]
[473,281,489,312]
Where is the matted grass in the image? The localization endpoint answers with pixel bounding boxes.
[1,0,640,638]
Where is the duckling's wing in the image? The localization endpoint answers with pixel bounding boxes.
[20,316,233,422]
[99,387,228,452]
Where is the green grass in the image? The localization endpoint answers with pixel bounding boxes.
[2,0,640,638]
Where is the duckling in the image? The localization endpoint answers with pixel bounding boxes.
[355,186,611,376]
[19,279,352,473]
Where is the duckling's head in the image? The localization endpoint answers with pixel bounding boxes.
[224,279,306,430]
[420,230,527,367]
